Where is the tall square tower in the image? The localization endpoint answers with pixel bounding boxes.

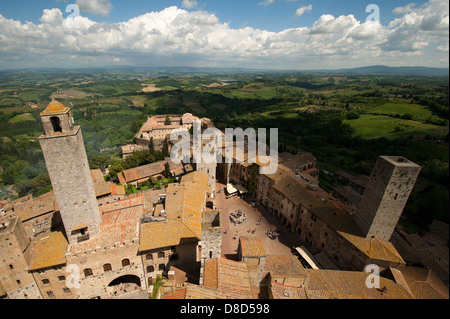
[355,156,421,241]
[38,99,101,245]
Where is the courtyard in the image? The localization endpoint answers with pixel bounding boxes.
[215,182,303,259]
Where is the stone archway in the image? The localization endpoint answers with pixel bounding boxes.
[108,275,142,298]
[108,274,141,287]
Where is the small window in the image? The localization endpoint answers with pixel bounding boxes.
[146,254,153,260]
[63,288,71,293]
[122,259,130,267]
[58,276,66,281]
[46,291,55,297]
[157,252,165,259]
[84,268,93,277]
[42,279,50,285]
[103,264,112,272]
[16,280,21,285]
[159,264,165,271]
[146,266,155,273]
[9,264,14,270]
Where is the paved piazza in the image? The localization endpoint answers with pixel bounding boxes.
[215,182,303,259]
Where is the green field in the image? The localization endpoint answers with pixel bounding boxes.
[8,113,37,124]
[370,103,433,120]
[344,114,449,140]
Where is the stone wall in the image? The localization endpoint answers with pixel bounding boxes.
[0,218,42,299]
[39,127,101,245]
[356,156,421,241]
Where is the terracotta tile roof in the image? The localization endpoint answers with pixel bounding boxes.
[239,237,266,258]
[280,152,316,171]
[69,202,144,253]
[179,172,208,239]
[139,219,198,252]
[273,176,322,208]
[12,191,56,222]
[169,266,188,286]
[119,162,166,183]
[28,232,68,271]
[340,232,405,264]
[387,268,414,298]
[118,159,184,184]
[304,269,413,299]
[310,205,405,264]
[398,266,449,299]
[164,288,187,299]
[94,182,112,197]
[164,285,226,299]
[99,195,144,214]
[165,183,184,220]
[270,281,306,299]
[204,258,253,299]
[41,99,70,115]
[264,255,308,278]
[90,169,104,184]
[111,183,126,196]
[262,164,292,182]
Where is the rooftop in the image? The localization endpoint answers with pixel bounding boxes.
[310,205,405,264]
[239,237,266,258]
[28,232,68,271]
[139,219,198,252]
[393,266,449,299]
[264,255,308,278]
[203,257,253,299]
[303,269,413,299]
[273,175,322,208]
[12,191,57,222]
[41,99,70,115]
[164,284,226,299]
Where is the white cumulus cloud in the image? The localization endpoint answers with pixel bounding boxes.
[0,1,448,70]
[295,4,312,18]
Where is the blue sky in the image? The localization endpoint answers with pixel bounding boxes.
[0,0,448,70]
[0,0,427,30]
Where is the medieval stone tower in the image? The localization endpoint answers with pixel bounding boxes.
[355,156,421,241]
[38,99,101,245]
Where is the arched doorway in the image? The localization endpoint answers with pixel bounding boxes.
[108,275,141,287]
[108,275,142,298]
[50,116,62,133]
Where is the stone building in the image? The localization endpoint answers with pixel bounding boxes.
[0,100,222,299]
[0,217,42,299]
[134,113,213,152]
[355,156,421,241]
[38,99,101,245]
[166,237,441,300]
[225,152,422,273]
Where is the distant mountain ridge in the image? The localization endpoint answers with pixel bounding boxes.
[327,65,449,76]
[1,65,448,77]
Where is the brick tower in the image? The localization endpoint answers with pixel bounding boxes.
[38,99,101,244]
[355,156,421,241]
